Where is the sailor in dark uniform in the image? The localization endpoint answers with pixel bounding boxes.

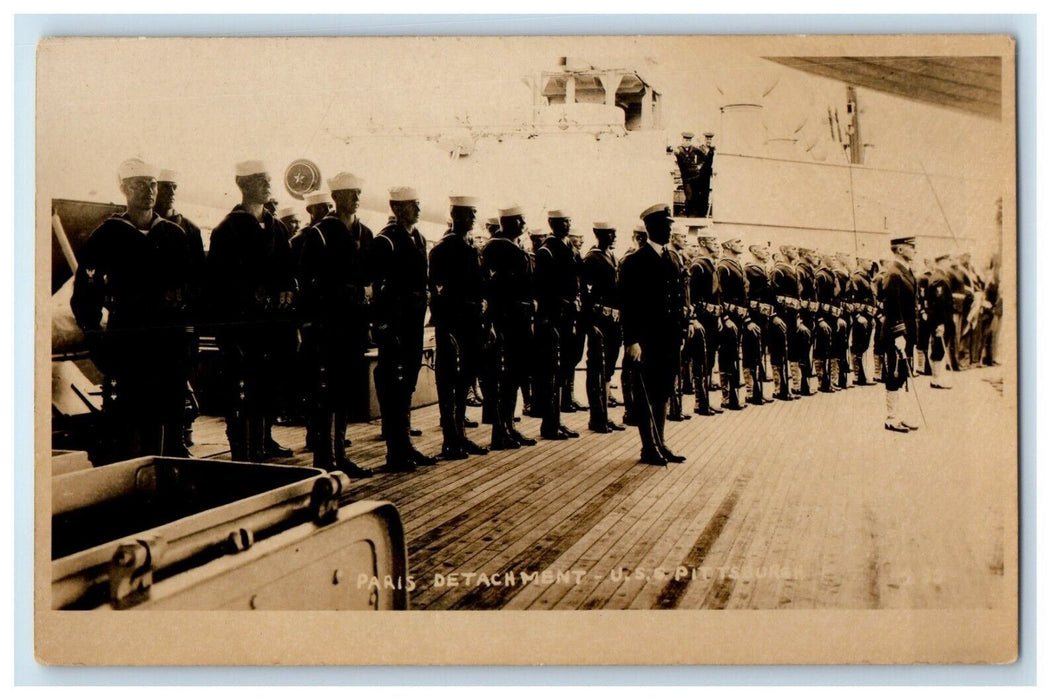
[716,238,755,409]
[791,247,819,395]
[619,225,648,425]
[812,251,841,393]
[296,172,374,477]
[205,160,296,462]
[303,191,333,228]
[473,217,502,421]
[482,205,538,450]
[428,195,491,460]
[277,206,301,237]
[564,231,589,413]
[665,228,692,421]
[581,221,625,433]
[517,228,547,418]
[71,159,196,463]
[848,257,880,385]
[152,168,205,453]
[923,254,956,390]
[829,253,854,389]
[485,217,501,238]
[687,235,725,415]
[879,235,921,433]
[746,243,785,402]
[370,186,438,472]
[770,248,806,400]
[533,209,581,440]
[618,203,687,466]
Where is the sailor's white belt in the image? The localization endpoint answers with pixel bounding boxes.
[594,304,620,320]
[696,302,723,316]
[749,300,775,316]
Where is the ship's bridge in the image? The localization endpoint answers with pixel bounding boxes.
[534,59,662,134]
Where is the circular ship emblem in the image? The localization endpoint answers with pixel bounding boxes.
[284,159,321,200]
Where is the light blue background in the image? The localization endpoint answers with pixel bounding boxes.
[14,13,1037,686]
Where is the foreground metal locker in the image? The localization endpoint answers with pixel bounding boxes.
[51,457,409,610]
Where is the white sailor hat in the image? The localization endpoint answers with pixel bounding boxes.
[592,221,616,232]
[681,131,694,139]
[722,237,742,249]
[633,224,647,235]
[485,217,500,227]
[277,206,296,219]
[498,205,524,219]
[117,158,158,182]
[547,209,570,219]
[389,186,419,202]
[158,169,179,183]
[235,160,269,177]
[304,191,331,207]
[640,203,673,221]
[327,172,364,192]
[449,195,479,208]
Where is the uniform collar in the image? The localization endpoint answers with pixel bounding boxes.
[113,210,165,233]
[646,239,663,256]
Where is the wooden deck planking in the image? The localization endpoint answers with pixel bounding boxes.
[417,439,648,609]
[510,404,747,610]
[183,366,1011,610]
[592,397,774,613]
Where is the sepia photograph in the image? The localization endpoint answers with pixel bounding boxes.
[34,32,1019,666]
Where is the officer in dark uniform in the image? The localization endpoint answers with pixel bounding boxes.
[696,132,716,216]
[674,132,706,217]
[924,255,955,390]
[370,186,438,472]
[848,257,880,385]
[429,195,491,460]
[153,168,205,454]
[581,221,626,433]
[533,209,581,440]
[879,235,920,433]
[296,172,374,477]
[746,243,787,402]
[687,235,725,415]
[204,160,296,462]
[618,203,687,466]
[72,159,196,463]
[482,205,538,450]
[716,238,756,409]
